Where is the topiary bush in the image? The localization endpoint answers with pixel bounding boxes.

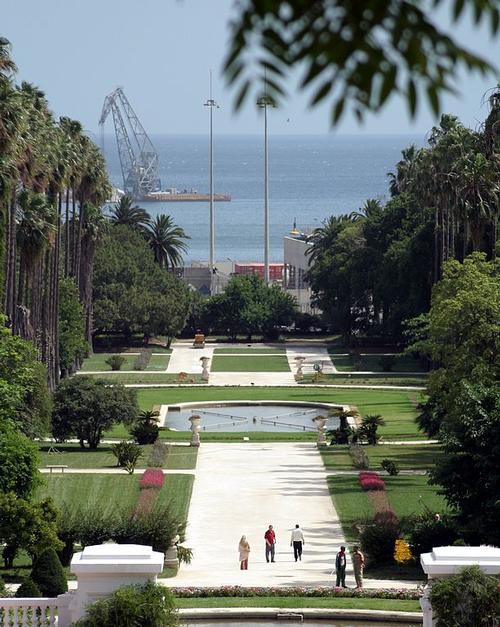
[105,354,126,371]
[381,459,399,476]
[15,577,41,598]
[31,547,67,597]
[360,516,400,565]
[133,349,152,371]
[147,441,170,468]
[71,581,178,626]
[429,565,500,627]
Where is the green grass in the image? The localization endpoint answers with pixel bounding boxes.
[37,474,141,515]
[326,473,447,542]
[80,373,206,384]
[146,354,170,370]
[328,352,426,373]
[81,353,137,371]
[300,373,428,387]
[210,355,290,372]
[38,443,198,470]
[156,474,194,521]
[320,444,442,471]
[174,597,420,612]
[214,347,286,354]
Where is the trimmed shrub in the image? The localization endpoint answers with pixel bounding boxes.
[15,577,41,598]
[72,581,178,626]
[408,510,458,557]
[360,517,400,565]
[329,425,354,445]
[349,444,370,469]
[379,355,396,372]
[113,506,184,554]
[357,414,385,445]
[429,565,500,627]
[381,459,399,476]
[132,410,160,445]
[140,468,164,489]
[78,507,117,548]
[31,547,68,597]
[105,354,126,371]
[147,441,170,468]
[133,349,152,371]
[359,471,385,491]
[111,441,142,474]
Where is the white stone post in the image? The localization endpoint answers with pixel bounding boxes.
[189,414,201,447]
[200,356,210,381]
[295,356,305,380]
[420,545,500,627]
[70,544,164,623]
[313,415,328,445]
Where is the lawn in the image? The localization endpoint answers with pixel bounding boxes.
[300,373,428,387]
[38,443,198,470]
[132,387,424,440]
[174,597,420,612]
[37,473,195,522]
[210,355,290,372]
[327,473,447,542]
[80,372,205,384]
[214,347,286,354]
[81,353,137,371]
[328,352,426,373]
[146,354,170,370]
[320,444,443,471]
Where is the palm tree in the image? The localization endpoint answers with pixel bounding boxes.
[0,37,16,78]
[349,199,382,221]
[146,214,190,269]
[109,194,150,230]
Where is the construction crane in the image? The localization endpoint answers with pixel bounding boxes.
[99,87,161,197]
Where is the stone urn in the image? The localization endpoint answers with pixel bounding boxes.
[295,356,306,379]
[313,415,328,445]
[164,534,180,569]
[200,356,210,381]
[189,414,201,447]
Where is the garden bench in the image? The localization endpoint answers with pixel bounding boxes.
[46,464,68,474]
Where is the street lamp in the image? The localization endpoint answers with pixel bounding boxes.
[257,93,275,285]
[204,73,219,293]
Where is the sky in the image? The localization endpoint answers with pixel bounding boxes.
[3,0,500,136]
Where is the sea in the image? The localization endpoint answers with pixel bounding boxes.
[102,134,424,263]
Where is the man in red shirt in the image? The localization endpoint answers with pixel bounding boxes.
[264,524,276,563]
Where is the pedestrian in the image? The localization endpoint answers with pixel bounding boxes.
[352,545,365,589]
[335,545,347,587]
[238,535,250,570]
[290,524,305,562]
[264,525,276,563]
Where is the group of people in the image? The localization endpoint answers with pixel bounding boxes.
[238,525,366,589]
[238,524,305,570]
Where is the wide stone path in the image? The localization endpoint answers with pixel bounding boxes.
[168,442,351,587]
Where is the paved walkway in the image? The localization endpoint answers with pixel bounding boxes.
[167,345,214,374]
[172,442,350,587]
[286,346,336,374]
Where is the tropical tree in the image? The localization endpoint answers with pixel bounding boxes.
[110,194,150,230]
[146,214,190,269]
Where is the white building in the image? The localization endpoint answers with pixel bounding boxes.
[283,227,316,313]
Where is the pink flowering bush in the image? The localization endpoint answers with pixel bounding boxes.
[140,468,164,489]
[359,470,385,491]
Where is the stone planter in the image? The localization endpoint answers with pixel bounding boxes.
[313,415,328,445]
[294,356,305,380]
[189,414,201,447]
[200,356,210,381]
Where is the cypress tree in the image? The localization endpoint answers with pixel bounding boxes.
[31,548,67,597]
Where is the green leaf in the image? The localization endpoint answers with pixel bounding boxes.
[453,0,465,21]
[331,99,345,125]
[234,79,251,111]
[407,79,417,117]
[427,84,440,116]
[310,80,333,106]
[379,66,398,107]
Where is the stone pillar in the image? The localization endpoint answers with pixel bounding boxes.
[189,414,201,447]
[164,534,180,569]
[200,356,210,381]
[70,544,164,622]
[295,356,305,380]
[313,415,328,445]
[420,545,500,627]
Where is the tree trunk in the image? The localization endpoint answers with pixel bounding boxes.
[65,188,70,277]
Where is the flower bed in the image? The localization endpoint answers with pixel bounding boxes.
[359,470,385,491]
[171,585,421,600]
[140,468,165,489]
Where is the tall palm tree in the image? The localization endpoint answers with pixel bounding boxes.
[0,37,16,78]
[349,199,382,221]
[109,194,150,230]
[146,214,190,269]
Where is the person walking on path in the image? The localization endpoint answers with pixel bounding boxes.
[290,524,305,562]
[264,525,276,563]
[352,545,365,589]
[238,535,250,570]
[335,545,347,587]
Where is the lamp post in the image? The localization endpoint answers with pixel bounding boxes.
[204,73,219,293]
[257,94,274,285]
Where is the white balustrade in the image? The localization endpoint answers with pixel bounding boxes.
[0,593,72,627]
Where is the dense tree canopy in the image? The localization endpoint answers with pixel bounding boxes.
[52,376,139,449]
[0,423,40,499]
[93,225,191,343]
[202,273,297,339]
